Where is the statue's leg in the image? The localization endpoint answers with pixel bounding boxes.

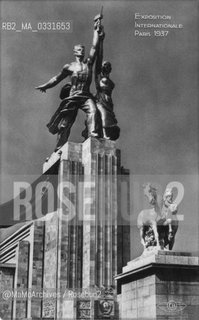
[151,222,160,247]
[97,102,120,140]
[81,120,88,140]
[162,218,173,242]
[81,99,99,137]
[55,110,78,150]
[140,227,146,248]
[96,103,108,138]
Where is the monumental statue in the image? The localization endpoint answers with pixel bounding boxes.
[36,10,120,151]
[137,183,179,251]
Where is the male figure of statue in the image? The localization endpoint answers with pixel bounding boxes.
[36,17,104,151]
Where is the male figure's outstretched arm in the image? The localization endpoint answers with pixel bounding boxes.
[35,64,71,93]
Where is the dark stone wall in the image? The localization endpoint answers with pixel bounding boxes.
[31,221,45,318]
[16,241,29,319]
[0,266,15,319]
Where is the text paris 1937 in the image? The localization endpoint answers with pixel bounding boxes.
[135,30,169,37]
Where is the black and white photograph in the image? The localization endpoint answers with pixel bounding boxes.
[0,0,198,319]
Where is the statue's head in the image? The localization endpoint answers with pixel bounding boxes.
[102,61,112,75]
[163,188,173,204]
[73,44,85,57]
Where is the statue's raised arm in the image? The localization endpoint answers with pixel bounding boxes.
[88,9,104,66]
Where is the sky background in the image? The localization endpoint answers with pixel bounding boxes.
[0,0,198,257]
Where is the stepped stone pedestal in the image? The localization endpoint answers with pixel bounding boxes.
[116,251,199,320]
